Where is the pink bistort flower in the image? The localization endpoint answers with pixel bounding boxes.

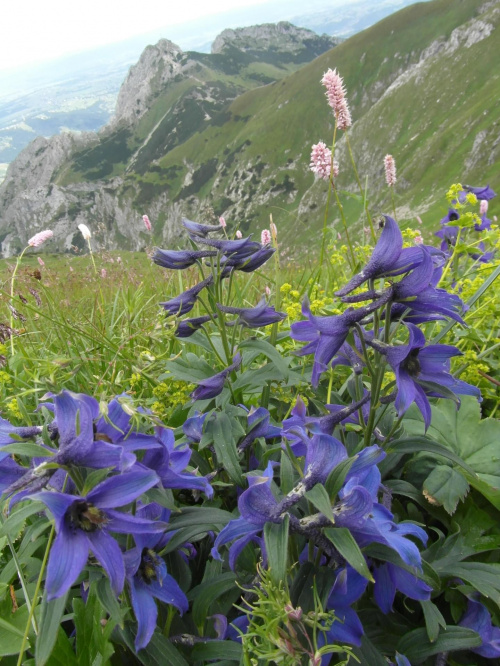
[219,216,226,228]
[28,230,53,247]
[321,69,352,131]
[310,142,339,181]
[143,214,152,232]
[235,230,243,239]
[384,155,397,187]
[261,229,272,245]
[37,257,45,267]
[480,200,489,216]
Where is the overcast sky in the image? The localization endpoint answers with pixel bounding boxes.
[0,0,275,71]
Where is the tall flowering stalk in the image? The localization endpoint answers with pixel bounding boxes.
[9,230,53,353]
[384,154,397,218]
[321,68,376,242]
[78,223,98,275]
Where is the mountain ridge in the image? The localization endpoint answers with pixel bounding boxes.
[0,0,498,256]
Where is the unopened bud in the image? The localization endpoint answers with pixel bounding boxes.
[285,603,303,621]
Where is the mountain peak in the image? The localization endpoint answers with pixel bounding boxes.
[112,38,186,126]
[211,21,338,54]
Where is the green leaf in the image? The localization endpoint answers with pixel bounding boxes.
[95,578,125,629]
[351,635,387,666]
[420,600,446,643]
[82,468,114,496]
[280,450,295,495]
[404,398,500,509]
[35,590,69,666]
[422,465,470,515]
[191,641,242,661]
[324,457,356,499]
[165,354,217,383]
[0,613,28,657]
[386,435,476,477]
[0,501,46,539]
[305,484,335,524]
[264,515,290,586]
[37,628,77,666]
[239,338,289,379]
[0,443,54,457]
[434,562,500,607]
[232,365,285,390]
[324,528,374,582]
[210,412,243,485]
[116,627,189,666]
[188,572,237,631]
[165,507,233,532]
[397,626,481,662]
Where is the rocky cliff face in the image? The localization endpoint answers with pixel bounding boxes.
[211,21,338,54]
[112,39,186,126]
[0,1,497,257]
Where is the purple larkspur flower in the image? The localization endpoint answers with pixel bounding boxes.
[153,248,217,270]
[291,294,391,386]
[470,242,495,263]
[474,213,492,232]
[0,417,42,463]
[124,504,188,650]
[370,323,481,428]
[139,426,213,498]
[182,218,222,237]
[459,597,500,658]
[390,247,465,323]
[320,566,368,647]
[227,244,276,272]
[182,411,207,443]
[373,562,431,613]
[175,315,212,338]
[160,274,214,316]
[461,184,496,201]
[217,297,286,328]
[335,216,403,297]
[238,407,281,452]
[29,470,163,600]
[190,353,241,401]
[440,208,460,225]
[211,461,275,568]
[194,235,261,258]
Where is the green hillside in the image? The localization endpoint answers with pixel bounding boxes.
[12,0,500,253]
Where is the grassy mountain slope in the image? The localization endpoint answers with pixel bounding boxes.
[2,0,498,255]
[119,0,496,244]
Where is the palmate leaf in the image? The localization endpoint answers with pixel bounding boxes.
[403,397,500,511]
[397,626,481,663]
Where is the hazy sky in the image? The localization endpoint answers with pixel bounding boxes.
[0,0,273,71]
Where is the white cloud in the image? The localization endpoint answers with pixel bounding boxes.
[0,0,271,71]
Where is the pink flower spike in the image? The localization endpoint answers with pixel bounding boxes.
[310,142,338,181]
[261,229,271,245]
[416,215,423,225]
[28,230,53,248]
[384,155,397,187]
[37,257,45,267]
[321,68,352,130]
[235,230,243,239]
[219,216,226,228]
[265,286,271,297]
[101,268,107,279]
[480,200,489,216]
[270,221,278,242]
[414,234,424,245]
[142,214,152,232]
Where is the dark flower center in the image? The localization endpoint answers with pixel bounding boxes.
[138,548,160,583]
[67,500,108,532]
[402,348,421,377]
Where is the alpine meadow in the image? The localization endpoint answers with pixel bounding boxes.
[0,0,500,665]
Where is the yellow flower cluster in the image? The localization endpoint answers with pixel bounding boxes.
[151,378,194,419]
[5,398,22,421]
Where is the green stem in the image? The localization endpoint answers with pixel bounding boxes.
[16,523,56,665]
[345,133,376,242]
[332,185,356,268]
[9,246,29,355]
[0,510,37,635]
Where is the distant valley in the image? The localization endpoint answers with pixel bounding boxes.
[0,0,427,178]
